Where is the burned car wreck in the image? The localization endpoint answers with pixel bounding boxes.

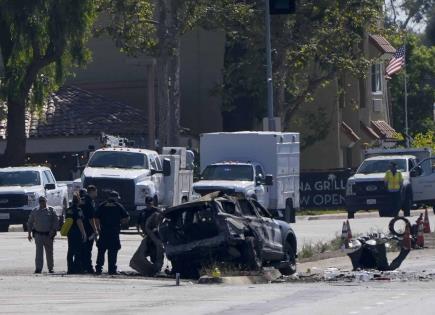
[159,193,297,278]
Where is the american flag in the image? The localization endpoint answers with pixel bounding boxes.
[385,45,406,79]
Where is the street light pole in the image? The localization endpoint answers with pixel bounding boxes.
[265,0,275,131]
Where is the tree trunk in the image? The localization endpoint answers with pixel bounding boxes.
[155,0,180,149]
[2,96,26,166]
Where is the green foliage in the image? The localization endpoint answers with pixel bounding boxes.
[388,34,435,135]
[412,131,435,152]
[208,0,384,135]
[0,0,97,105]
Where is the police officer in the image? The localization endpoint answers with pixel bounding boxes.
[66,193,87,274]
[384,162,404,217]
[27,196,58,274]
[95,191,129,275]
[80,186,98,273]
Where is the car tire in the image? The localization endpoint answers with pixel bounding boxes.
[0,223,9,232]
[22,224,28,232]
[241,236,262,271]
[278,241,297,276]
[347,209,356,219]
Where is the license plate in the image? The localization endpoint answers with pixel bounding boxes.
[0,213,10,220]
[367,199,376,205]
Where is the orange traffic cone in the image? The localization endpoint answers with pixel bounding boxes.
[346,220,352,240]
[341,221,349,248]
[402,224,411,250]
[423,208,431,233]
[416,221,425,248]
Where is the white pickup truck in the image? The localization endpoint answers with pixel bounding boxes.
[192,132,300,223]
[73,146,194,226]
[345,148,431,218]
[0,166,69,232]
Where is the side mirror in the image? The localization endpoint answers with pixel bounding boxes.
[265,175,274,186]
[162,158,171,177]
[255,176,264,186]
[44,183,56,190]
[411,166,422,177]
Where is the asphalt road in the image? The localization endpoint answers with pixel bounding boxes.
[1,211,435,315]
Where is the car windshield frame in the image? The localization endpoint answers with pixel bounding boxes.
[0,171,41,187]
[201,165,254,181]
[88,151,149,169]
[357,159,407,174]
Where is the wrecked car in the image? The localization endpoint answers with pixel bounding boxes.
[159,193,297,278]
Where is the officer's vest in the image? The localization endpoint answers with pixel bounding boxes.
[384,170,402,192]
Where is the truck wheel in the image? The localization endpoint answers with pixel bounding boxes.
[285,199,296,223]
[241,236,262,271]
[278,240,296,275]
[0,223,9,232]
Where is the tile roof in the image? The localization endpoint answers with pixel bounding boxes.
[0,86,147,139]
[370,120,397,140]
[341,121,361,142]
[360,121,380,140]
[369,35,396,54]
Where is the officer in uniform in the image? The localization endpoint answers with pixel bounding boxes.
[384,162,404,217]
[27,196,58,273]
[80,185,98,273]
[95,191,129,275]
[66,194,87,274]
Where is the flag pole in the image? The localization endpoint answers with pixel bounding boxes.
[404,68,409,148]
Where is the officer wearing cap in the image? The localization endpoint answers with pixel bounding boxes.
[95,191,129,275]
[27,196,58,273]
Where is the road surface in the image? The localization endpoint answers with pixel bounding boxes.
[1,211,434,315]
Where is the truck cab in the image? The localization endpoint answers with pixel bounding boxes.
[193,161,273,208]
[74,146,193,225]
[0,167,68,232]
[346,155,418,217]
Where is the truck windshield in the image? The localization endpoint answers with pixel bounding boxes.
[0,171,41,186]
[201,165,254,181]
[357,159,407,174]
[88,151,148,169]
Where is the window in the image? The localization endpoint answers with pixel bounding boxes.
[201,165,254,181]
[252,200,273,218]
[42,172,50,185]
[149,155,158,170]
[44,171,55,184]
[237,199,257,216]
[88,151,148,169]
[0,171,40,187]
[408,159,415,172]
[371,64,382,92]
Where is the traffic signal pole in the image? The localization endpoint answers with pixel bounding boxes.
[265,0,275,131]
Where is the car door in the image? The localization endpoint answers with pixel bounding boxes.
[251,199,283,253]
[237,199,272,252]
[254,165,269,208]
[411,157,435,202]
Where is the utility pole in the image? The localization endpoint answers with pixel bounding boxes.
[404,69,409,148]
[265,0,275,131]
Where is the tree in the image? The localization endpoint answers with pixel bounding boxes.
[388,34,435,135]
[0,0,97,165]
[102,0,212,147]
[206,0,383,138]
[385,0,434,30]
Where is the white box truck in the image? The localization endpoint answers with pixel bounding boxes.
[192,131,300,222]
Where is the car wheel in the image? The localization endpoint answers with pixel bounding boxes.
[241,236,262,271]
[347,208,356,219]
[278,241,297,276]
[0,223,9,232]
[22,224,28,232]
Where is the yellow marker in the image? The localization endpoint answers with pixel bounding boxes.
[212,267,221,278]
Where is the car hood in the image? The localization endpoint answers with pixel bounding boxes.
[83,167,151,180]
[349,172,409,182]
[0,186,41,194]
[193,180,254,191]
